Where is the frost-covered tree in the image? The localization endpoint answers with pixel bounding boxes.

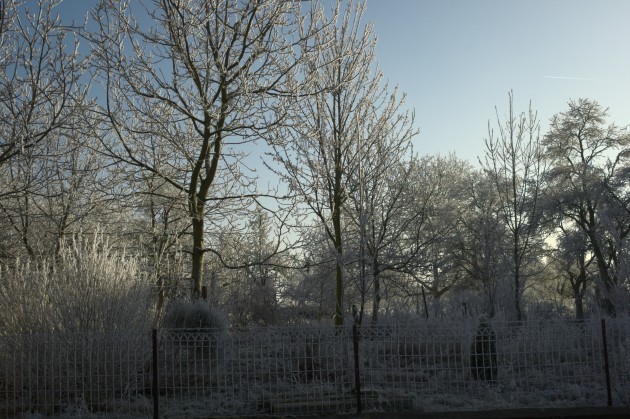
[403,155,473,317]
[0,0,99,264]
[228,208,285,325]
[282,224,339,323]
[89,0,324,299]
[543,99,630,316]
[271,0,379,326]
[199,204,295,325]
[344,90,418,323]
[456,170,511,318]
[135,169,189,315]
[482,92,546,321]
[0,0,82,169]
[551,225,595,319]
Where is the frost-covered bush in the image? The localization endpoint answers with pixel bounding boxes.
[163,298,228,331]
[162,299,228,361]
[0,232,156,415]
[0,231,155,334]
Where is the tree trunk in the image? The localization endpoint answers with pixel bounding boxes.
[571,266,587,321]
[514,258,522,322]
[422,285,429,320]
[333,201,344,327]
[513,219,523,323]
[334,258,343,326]
[575,294,584,320]
[587,230,616,317]
[191,207,205,299]
[371,260,381,323]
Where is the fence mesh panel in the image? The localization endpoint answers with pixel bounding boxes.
[0,331,151,418]
[1,319,629,417]
[606,318,630,406]
[158,326,353,416]
[356,320,606,411]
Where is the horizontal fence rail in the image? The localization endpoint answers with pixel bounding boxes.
[1,319,630,417]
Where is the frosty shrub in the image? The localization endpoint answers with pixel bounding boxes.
[0,231,156,415]
[162,299,228,360]
[0,230,155,334]
[163,298,228,331]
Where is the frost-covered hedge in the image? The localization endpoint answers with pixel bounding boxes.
[0,231,155,333]
[0,232,157,415]
[163,298,227,331]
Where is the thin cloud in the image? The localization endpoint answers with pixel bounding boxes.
[543,75,613,82]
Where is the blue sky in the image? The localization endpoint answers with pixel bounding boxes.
[56,0,630,163]
[362,0,630,162]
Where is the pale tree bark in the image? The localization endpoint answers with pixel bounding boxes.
[90,0,324,299]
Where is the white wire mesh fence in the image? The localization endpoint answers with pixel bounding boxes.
[1,318,629,417]
[357,319,609,411]
[606,319,630,406]
[158,326,353,416]
[0,331,152,418]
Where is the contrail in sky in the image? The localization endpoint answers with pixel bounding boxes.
[543,75,613,82]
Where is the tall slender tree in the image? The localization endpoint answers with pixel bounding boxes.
[482,92,546,321]
[271,0,387,326]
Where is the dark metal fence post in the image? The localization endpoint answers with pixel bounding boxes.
[600,319,612,407]
[152,329,160,419]
[352,305,362,414]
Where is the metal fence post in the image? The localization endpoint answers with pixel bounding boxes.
[152,329,160,419]
[352,306,362,414]
[600,319,612,407]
